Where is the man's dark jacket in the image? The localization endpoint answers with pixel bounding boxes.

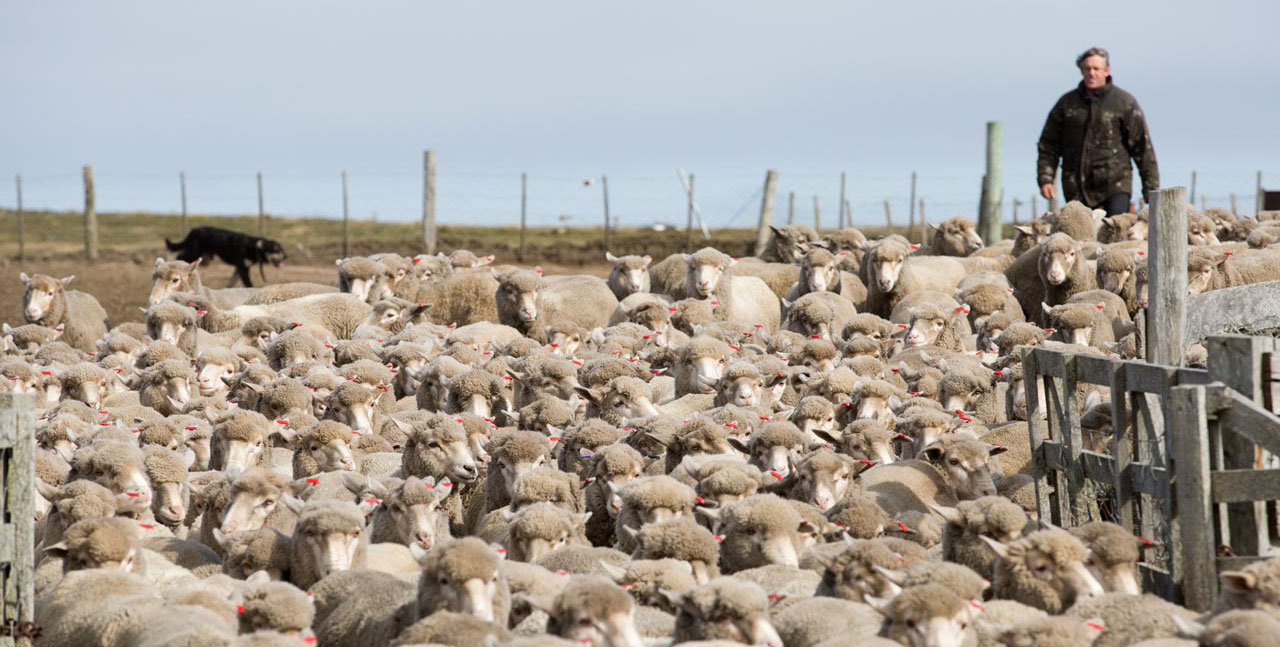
[1037,78,1159,207]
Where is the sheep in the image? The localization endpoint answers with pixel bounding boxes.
[1188,209,1222,246]
[770,596,884,647]
[669,577,784,646]
[862,240,971,319]
[985,529,1103,613]
[34,569,161,647]
[337,256,394,303]
[70,439,154,507]
[1096,248,1144,316]
[142,445,190,532]
[544,575,645,647]
[683,248,783,332]
[59,362,114,409]
[1064,593,1200,647]
[192,347,240,398]
[1011,218,1053,258]
[994,615,1105,647]
[1186,247,1280,295]
[193,292,374,339]
[284,498,417,589]
[392,612,510,647]
[309,569,418,647]
[865,582,979,647]
[786,248,867,306]
[597,557,696,612]
[698,493,808,572]
[929,216,986,256]
[781,291,858,341]
[494,268,619,338]
[764,224,821,262]
[859,435,1006,516]
[136,358,195,416]
[929,495,1028,580]
[1212,556,1280,613]
[1067,520,1153,595]
[833,418,900,465]
[1098,212,1147,243]
[788,448,864,512]
[237,580,315,638]
[1048,201,1104,241]
[143,300,200,356]
[3,322,64,354]
[20,273,112,353]
[902,302,972,352]
[956,280,1024,334]
[629,517,721,584]
[480,430,554,519]
[209,467,300,547]
[418,536,512,625]
[789,395,839,444]
[726,420,805,483]
[673,335,733,397]
[613,475,697,553]
[211,409,275,476]
[606,252,653,300]
[583,443,646,546]
[1039,233,1098,312]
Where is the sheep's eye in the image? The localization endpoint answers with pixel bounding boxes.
[948,458,960,466]
[262,499,275,507]
[310,445,320,452]
[439,577,449,585]
[577,618,593,627]
[428,441,440,450]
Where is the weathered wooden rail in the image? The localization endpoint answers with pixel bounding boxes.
[1024,335,1280,611]
[0,393,35,647]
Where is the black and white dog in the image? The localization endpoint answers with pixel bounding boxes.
[165,226,287,287]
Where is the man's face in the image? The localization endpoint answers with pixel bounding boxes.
[1079,55,1109,90]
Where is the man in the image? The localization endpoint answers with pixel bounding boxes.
[1037,47,1159,216]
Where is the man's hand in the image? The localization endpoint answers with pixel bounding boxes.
[1040,183,1056,200]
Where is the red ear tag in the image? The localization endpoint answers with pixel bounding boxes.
[897,521,909,532]
[305,478,320,484]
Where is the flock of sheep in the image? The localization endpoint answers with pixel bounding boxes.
[10,200,1280,647]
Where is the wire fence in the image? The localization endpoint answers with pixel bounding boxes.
[3,166,1273,231]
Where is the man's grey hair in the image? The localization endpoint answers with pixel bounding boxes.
[1076,47,1110,68]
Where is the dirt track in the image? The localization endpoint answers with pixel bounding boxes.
[1,257,610,329]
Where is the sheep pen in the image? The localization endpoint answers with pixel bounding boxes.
[7,202,1280,647]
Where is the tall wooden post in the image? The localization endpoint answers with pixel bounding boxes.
[423,150,437,254]
[838,172,847,229]
[908,171,917,241]
[1146,186,1187,366]
[341,171,350,258]
[812,196,820,231]
[256,171,265,238]
[1257,171,1264,215]
[1189,170,1197,209]
[1231,193,1238,215]
[83,164,97,260]
[883,200,892,232]
[978,121,1003,245]
[685,173,695,249]
[519,172,528,262]
[601,174,611,252]
[15,174,24,262]
[753,170,779,257]
[1012,198,1021,226]
[1031,193,1038,219]
[179,171,188,235]
[918,199,925,232]
[0,392,36,647]
[786,191,795,225]
[843,198,852,231]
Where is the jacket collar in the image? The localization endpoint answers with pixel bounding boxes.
[1077,77,1114,100]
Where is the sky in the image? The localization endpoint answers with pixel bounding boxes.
[2,1,1278,227]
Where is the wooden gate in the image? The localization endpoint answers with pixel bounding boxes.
[0,393,35,647]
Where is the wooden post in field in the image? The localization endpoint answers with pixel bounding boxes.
[977,121,1003,245]
[1012,198,1021,226]
[787,191,795,225]
[1146,186,1187,366]
[256,171,265,238]
[908,172,917,241]
[685,173,695,249]
[1258,171,1265,215]
[1189,170,1197,207]
[918,199,925,232]
[812,196,820,231]
[519,173,528,262]
[1201,194,1206,211]
[1031,193,1038,219]
[341,171,350,258]
[753,170,779,257]
[601,174,611,252]
[15,174,24,262]
[883,200,891,233]
[1231,193,1238,214]
[838,172,847,229]
[422,150,437,254]
[843,198,852,231]
[0,392,36,647]
[179,171,188,235]
[83,164,97,260]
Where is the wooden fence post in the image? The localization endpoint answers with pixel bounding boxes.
[256,171,265,238]
[908,171,917,241]
[519,173,528,262]
[1012,198,1022,226]
[844,198,852,231]
[1031,193,1038,219]
[883,200,891,232]
[601,174,611,252]
[15,174,24,262]
[1168,384,1216,610]
[341,171,350,258]
[753,170,779,257]
[1256,171,1263,215]
[685,173,695,249]
[786,191,795,226]
[918,199,924,233]
[423,150,437,254]
[83,164,97,260]
[1231,193,1237,215]
[1146,186,1188,366]
[1207,335,1272,558]
[179,171,188,235]
[812,196,820,231]
[838,172,847,229]
[0,391,36,647]
[1189,170,1197,209]
[977,122,1003,244]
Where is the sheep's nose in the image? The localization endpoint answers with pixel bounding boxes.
[342,460,355,471]
[415,532,433,548]
[457,463,478,479]
[221,522,238,534]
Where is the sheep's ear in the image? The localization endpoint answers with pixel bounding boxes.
[770,226,783,236]
[35,479,60,502]
[641,255,652,268]
[605,252,619,263]
[357,497,380,517]
[726,437,750,454]
[928,223,940,231]
[273,425,298,445]
[1014,225,1035,236]
[1041,302,1053,315]
[657,588,684,608]
[643,432,668,447]
[1220,570,1258,594]
[920,444,945,464]
[987,444,1008,457]
[574,512,592,531]
[979,535,1011,560]
[864,594,893,615]
[19,272,29,283]
[694,506,722,524]
[339,471,368,496]
[245,570,272,585]
[598,559,627,582]
[681,254,693,266]
[281,493,307,515]
[478,255,495,267]
[1135,536,1159,552]
[812,428,841,445]
[58,275,75,287]
[435,478,455,498]
[927,503,964,525]
[290,477,318,497]
[42,541,69,559]
[1171,614,1206,639]
[489,268,501,280]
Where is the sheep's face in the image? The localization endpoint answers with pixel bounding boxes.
[1007,375,1046,421]
[435,565,502,623]
[1188,222,1220,247]
[160,375,193,410]
[220,487,283,535]
[414,256,454,283]
[922,444,1002,500]
[546,330,583,357]
[417,430,480,483]
[882,608,974,647]
[509,525,572,563]
[792,409,836,442]
[1186,259,1218,296]
[1098,266,1131,295]
[851,432,898,465]
[307,436,356,472]
[499,281,541,324]
[65,376,109,409]
[81,456,153,508]
[1220,569,1280,612]
[387,480,451,551]
[674,589,782,646]
[595,467,641,518]
[196,360,235,397]
[902,420,949,457]
[149,261,198,306]
[555,608,643,647]
[770,228,812,263]
[686,259,727,299]
[935,220,984,255]
[796,461,853,512]
[185,433,212,471]
[870,255,905,293]
[976,323,1004,356]
[298,519,362,579]
[329,394,380,434]
[1039,245,1078,286]
[905,315,946,348]
[722,516,802,568]
[802,258,839,293]
[684,353,727,394]
[609,254,653,297]
[746,442,800,481]
[152,480,188,525]
[1085,553,1141,596]
[392,357,428,396]
[216,433,267,476]
[1013,221,1052,255]
[854,392,898,428]
[603,387,661,419]
[148,317,188,347]
[4,370,39,396]
[21,275,66,324]
[800,352,834,374]
[38,429,78,464]
[1018,545,1104,608]
[718,375,764,409]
